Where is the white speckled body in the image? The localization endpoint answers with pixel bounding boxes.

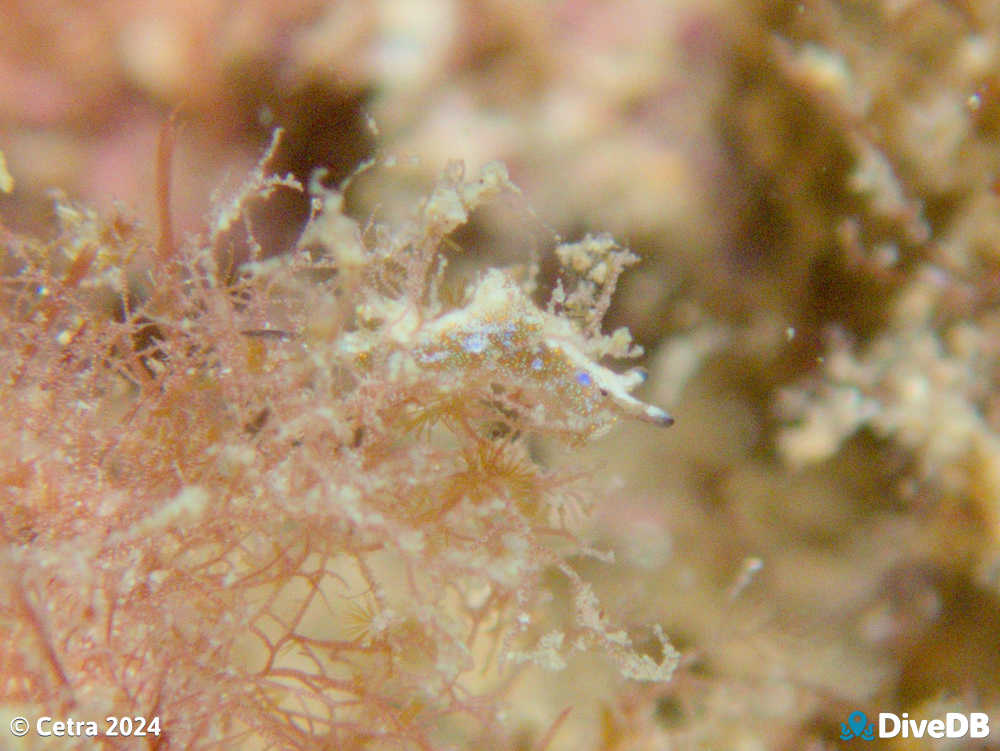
[410,270,673,436]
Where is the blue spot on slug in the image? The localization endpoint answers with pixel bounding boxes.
[463,333,488,354]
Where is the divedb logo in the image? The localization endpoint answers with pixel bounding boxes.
[839,710,991,741]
